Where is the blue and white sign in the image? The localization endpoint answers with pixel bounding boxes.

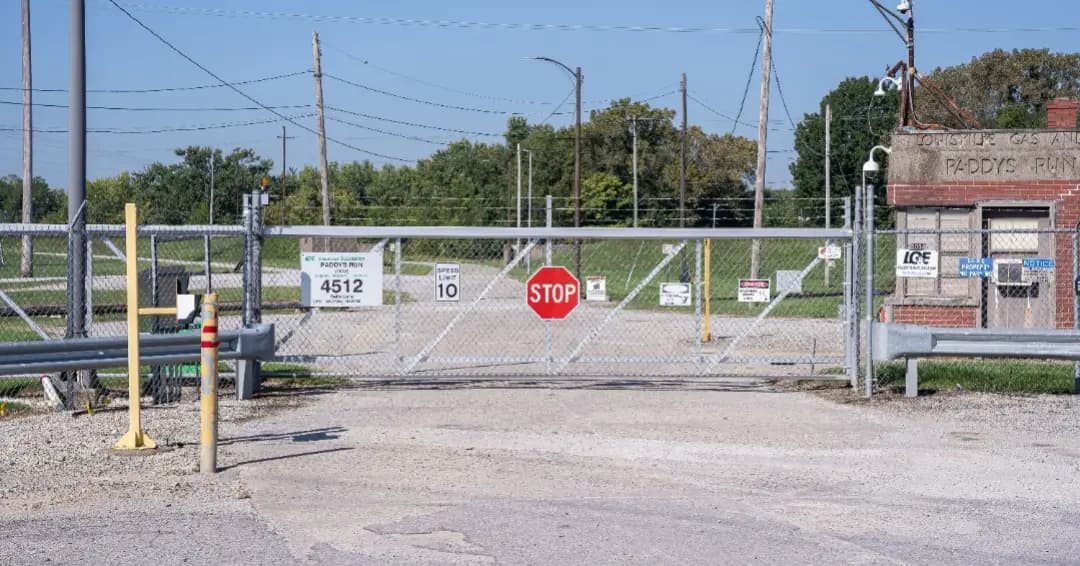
[959,257,993,278]
[1022,258,1056,270]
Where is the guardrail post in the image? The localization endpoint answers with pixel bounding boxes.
[115,203,156,451]
[200,292,219,474]
[905,357,918,398]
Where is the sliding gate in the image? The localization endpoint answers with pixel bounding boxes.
[263,225,857,381]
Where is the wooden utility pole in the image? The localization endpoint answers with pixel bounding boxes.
[277,126,294,225]
[21,0,33,278]
[312,32,331,226]
[749,0,774,280]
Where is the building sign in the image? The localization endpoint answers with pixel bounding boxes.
[659,282,691,307]
[301,252,383,307]
[434,263,461,302]
[890,131,1080,183]
[737,279,771,303]
[896,249,939,278]
[959,257,993,278]
[586,276,607,302]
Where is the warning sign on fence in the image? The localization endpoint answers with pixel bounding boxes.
[586,276,607,302]
[737,279,771,303]
[659,282,691,307]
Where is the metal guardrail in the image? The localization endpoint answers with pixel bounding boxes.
[0,324,274,377]
[872,323,1080,397]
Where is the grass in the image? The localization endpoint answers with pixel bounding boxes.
[874,359,1075,394]
[0,400,33,418]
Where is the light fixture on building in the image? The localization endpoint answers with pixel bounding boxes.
[863,145,893,174]
[874,76,903,97]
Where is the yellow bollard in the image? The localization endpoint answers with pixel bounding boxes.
[116,203,156,450]
[703,239,712,343]
[200,293,219,474]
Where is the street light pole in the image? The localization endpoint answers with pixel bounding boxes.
[529,56,583,284]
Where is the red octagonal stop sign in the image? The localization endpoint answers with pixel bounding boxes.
[526,266,580,320]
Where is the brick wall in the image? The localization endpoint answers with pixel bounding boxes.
[888,179,1080,329]
[893,305,978,327]
[1047,99,1079,130]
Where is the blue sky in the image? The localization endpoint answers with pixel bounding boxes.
[2,0,1079,191]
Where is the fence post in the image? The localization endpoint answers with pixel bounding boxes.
[200,292,219,474]
[545,195,553,375]
[851,189,862,390]
[394,238,402,372]
[1073,230,1079,394]
[694,239,703,365]
[236,192,260,400]
[864,185,875,398]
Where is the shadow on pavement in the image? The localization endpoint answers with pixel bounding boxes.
[220,426,347,446]
[219,446,355,471]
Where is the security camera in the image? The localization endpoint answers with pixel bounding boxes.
[897,1,911,13]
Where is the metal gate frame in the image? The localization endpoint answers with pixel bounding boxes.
[265,223,858,380]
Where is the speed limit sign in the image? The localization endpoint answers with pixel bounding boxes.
[435,263,461,302]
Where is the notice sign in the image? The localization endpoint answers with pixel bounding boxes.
[659,282,691,307]
[959,257,993,278]
[434,263,461,302]
[896,249,939,278]
[1022,258,1056,270]
[818,244,842,260]
[586,276,607,302]
[301,252,383,307]
[738,279,771,303]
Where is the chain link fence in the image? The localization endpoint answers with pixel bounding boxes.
[0,226,245,408]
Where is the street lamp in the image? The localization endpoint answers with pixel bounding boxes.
[528,56,583,284]
[861,144,890,397]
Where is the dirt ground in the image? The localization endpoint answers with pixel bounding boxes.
[1,380,1078,565]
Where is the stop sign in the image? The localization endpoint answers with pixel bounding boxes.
[526,266,580,320]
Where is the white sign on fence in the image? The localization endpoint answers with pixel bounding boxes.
[434,263,461,302]
[818,244,842,260]
[301,252,384,307]
[896,249,939,278]
[586,276,607,302]
[738,279,771,303]
[659,282,691,307]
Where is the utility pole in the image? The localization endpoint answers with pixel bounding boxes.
[630,116,639,228]
[20,0,32,278]
[749,0,774,280]
[67,0,87,342]
[312,32,331,226]
[824,103,832,287]
[277,126,294,225]
[903,2,916,128]
[574,66,582,285]
[680,72,689,282]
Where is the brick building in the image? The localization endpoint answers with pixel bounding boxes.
[884,99,1080,329]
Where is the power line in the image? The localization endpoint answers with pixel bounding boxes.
[0,100,311,112]
[105,0,411,163]
[116,4,1080,35]
[0,113,316,134]
[325,116,451,146]
[324,106,501,137]
[323,72,527,115]
[0,71,309,94]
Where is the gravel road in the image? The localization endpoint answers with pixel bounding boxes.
[1,385,1077,565]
